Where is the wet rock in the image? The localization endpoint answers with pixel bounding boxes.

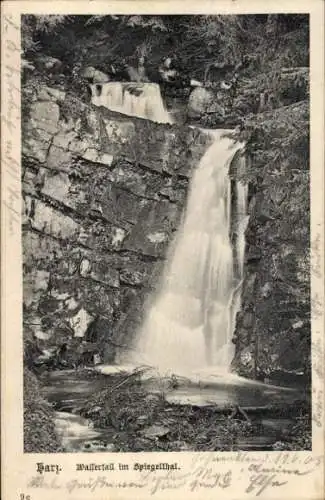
[112,288,149,348]
[103,119,136,150]
[239,347,255,373]
[76,221,131,253]
[81,148,114,166]
[173,440,191,451]
[69,308,93,338]
[52,130,78,150]
[41,171,71,203]
[261,282,272,299]
[242,312,254,329]
[136,415,150,426]
[111,228,126,249]
[100,109,210,177]
[140,425,170,440]
[80,259,91,277]
[80,66,110,83]
[47,144,73,171]
[108,158,165,200]
[101,186,149,226]
[29,200,79,239]
[65,297,79,312]
[124,199,180,257]
[188,87,221,118]
[24,270,50,308]
[119,257,160,289]
[245,247,262,262]
[89,260,119,288]
[120,268,147,286]
[35,55,62,72]
[23,128,53,163]
[38,86,66,103]
[22,59,35,71]
[30,101,60,134]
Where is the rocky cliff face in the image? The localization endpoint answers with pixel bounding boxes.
[22,86,211,367]
[185,65,310,383]
[231,101,310,383]
[23,83,310,383]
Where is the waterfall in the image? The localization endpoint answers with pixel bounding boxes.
[89,82,173,124]
[236,178,250,280]
[129,130,248,376]
[229,172,250,351]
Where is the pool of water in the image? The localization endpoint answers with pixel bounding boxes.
[42,367,308,452]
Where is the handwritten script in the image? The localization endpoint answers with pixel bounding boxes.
[25,452,323,497]
[2,15,21,237]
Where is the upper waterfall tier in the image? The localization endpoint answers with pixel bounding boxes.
[89,82,173,124]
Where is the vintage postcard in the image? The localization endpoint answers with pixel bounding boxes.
[1,0,324,499]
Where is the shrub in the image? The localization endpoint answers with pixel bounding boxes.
[23,368,62,452]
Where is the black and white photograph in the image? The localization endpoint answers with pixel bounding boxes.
[20,12,314,455]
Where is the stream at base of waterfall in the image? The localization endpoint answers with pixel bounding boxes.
[44,368,305,452]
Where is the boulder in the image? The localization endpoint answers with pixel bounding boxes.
[23,269,50,308]
[140,425,170,440]
[35,55,62,72]
[69,308,93,338]
[28,199,79,240]
[22,59,35,71]
[187,87,225,120]
[23,128,52,163]
[38,86,66,103]
[80,66,110,83]
[47,145,73,171]
[29,101,60,134]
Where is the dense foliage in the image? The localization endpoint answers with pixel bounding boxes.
[22,14,308,75]
[24,368,62,452]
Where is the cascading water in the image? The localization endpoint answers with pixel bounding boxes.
[236,178,249,280]
[129,130,249,376]
[89,79,250,376]
[89,82,173,124]
[229,162,250,349]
